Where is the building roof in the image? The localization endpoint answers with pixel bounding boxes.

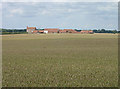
[39,30,44,32]
[63,29,74,31]
[62,29,78,33]
[44,28,59,33]
[27,26,36,29]
[44,28,59,31]
[80,30,93,33]
[33,30,38,32]
[59,30,66,32]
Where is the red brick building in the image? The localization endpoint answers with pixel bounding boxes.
[44,28,59,33]
[38,30,44,33]
[59,30,66,33]
[33,30,44,33]
[59,29,78,33]
[80,30,93,34]
[33,30,38,33]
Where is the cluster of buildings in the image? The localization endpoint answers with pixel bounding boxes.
[26,26,94,34]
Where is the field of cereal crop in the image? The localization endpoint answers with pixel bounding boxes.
[2,33,118,87]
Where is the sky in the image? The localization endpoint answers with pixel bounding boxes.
[2,2,118,30]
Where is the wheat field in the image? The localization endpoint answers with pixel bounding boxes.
[2,33,118,87]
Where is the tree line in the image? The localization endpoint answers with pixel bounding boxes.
[92,29,119,34]
[75,29,119,34]
[1,29,27,35]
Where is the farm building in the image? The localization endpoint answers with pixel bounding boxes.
[59,30,66,33]
[27,26,36,34]
[33,30,38,33]
[80,30,94,34]
[38,30,44,33]
[65,29,78,33]
[26,26,94,34]
[59,29,78,33]
[32,30,44,34]
[44,28,59,33]
[44,30,48,34]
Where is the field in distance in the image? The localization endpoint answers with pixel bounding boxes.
[2,33,118,87]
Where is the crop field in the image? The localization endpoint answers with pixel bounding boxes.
[2,33,118,87]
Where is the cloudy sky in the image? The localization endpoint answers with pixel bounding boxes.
[2,2,118,30]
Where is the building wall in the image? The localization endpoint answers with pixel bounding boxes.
[44,28,59,33]
[27,29,36,34]
[44,30,48,34]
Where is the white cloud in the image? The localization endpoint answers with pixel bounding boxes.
[2,2,118,29]
[4,7,24,17]
[68,9,74,12]
[3,2,118,17]
[98,6,116,11]
[24,2,39,6]
[10,8,23,14]
[41,10,50,15]
[97,3,118,12]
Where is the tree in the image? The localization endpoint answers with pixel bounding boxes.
[112,30,117,34]
[93,29,97,33]
[101,29,105,33]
